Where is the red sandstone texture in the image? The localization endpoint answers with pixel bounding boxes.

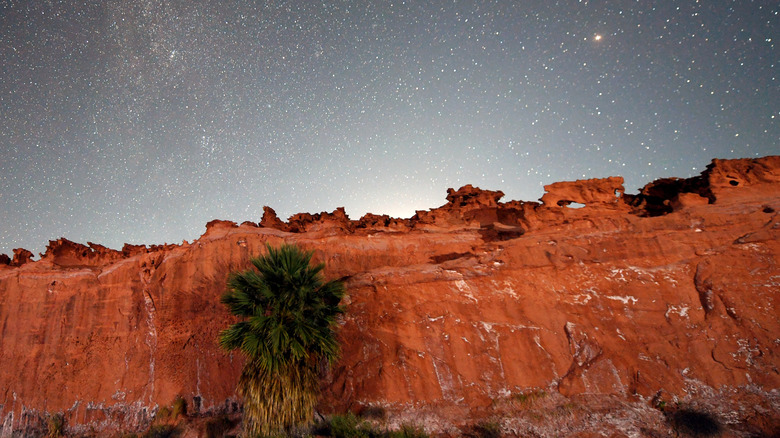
[1,156,779,437]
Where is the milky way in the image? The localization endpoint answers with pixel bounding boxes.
[1,1,778,256]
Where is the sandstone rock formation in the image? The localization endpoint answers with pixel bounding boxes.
[539,176,625,208]
[1,156,778,437]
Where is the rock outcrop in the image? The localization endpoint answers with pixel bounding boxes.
[1,156,779,437]
[539,176,625,208]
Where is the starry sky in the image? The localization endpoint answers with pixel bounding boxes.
[1,1,778,257]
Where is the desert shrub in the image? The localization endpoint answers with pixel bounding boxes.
[142,424,181,438]
[205,415,236,438]
[465,420,502,438]
[326,413,373,438]
[171,396,187,418]
[386,424,428,438]
[669,408,722,437]
[309,413,426,438]
[359,405,387,420]
[156,406,171,422]
[47,413,65,438]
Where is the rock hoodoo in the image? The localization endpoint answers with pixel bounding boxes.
[1,156,778,436]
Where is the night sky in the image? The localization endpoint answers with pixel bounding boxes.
[1,1,777,257]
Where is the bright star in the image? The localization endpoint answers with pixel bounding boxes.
[593,34,603,41]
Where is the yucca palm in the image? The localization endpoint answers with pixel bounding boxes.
[219,244,345,436]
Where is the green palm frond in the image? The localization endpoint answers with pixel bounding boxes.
[217,321,251,351]
[218,243,345,436]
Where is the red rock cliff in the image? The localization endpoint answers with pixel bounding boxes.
[1,156,779,436]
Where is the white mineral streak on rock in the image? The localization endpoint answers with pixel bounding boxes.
[606,295,638,305]
[454,279,478,303]
[665,305,690,319]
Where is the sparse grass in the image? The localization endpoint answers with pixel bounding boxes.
[171,396,187,419]
[520,399,581,424]
[47,413,65,438]
[669,408,722,437]
[552,402,577,418]
[509,389,547,408]
[309,414,427,438]
[385,424,428,438]
[154,397,187,424]
[156,406,172,422]
[324,413,373,438]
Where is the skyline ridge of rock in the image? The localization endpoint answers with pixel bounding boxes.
[3,156,778,266]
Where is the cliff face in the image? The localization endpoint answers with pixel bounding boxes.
[1,157,779,436]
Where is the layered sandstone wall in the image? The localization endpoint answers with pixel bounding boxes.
[0,156,778,436]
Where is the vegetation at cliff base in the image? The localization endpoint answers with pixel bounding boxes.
[218,243,345,436]
[669,407,722,437]
[313,413,429,438]
[47,413,64,438]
